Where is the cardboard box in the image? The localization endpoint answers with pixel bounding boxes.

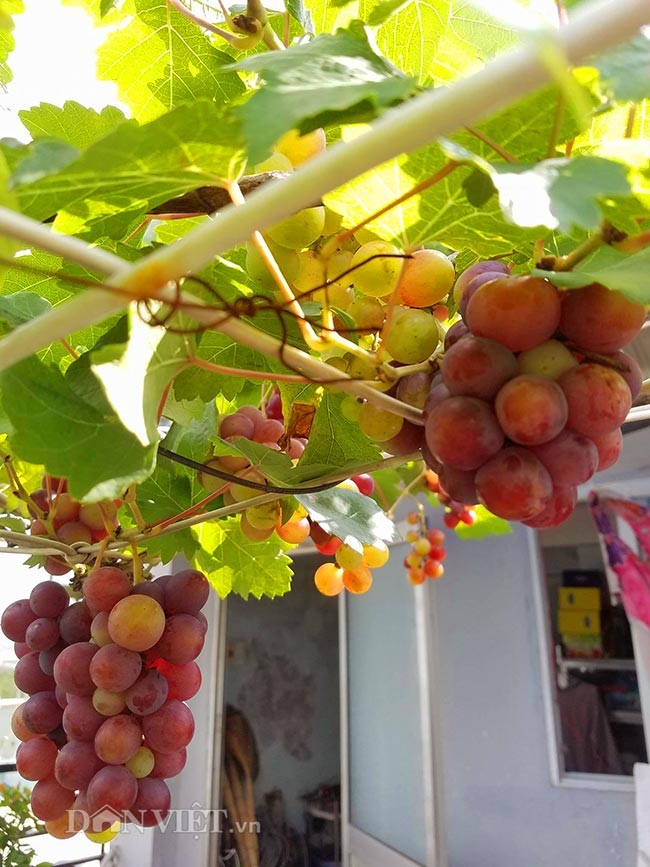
[558,609,601,634]
[558,587,601,611]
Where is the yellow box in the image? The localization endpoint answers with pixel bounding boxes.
[558,587,601,611]
[558,609,601,634]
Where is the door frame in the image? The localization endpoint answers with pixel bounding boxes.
[339,563,447,867]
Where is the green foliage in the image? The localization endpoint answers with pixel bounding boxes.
[0,0,23,88]
[193,516,293,599]
[0,782,49,867]
[12,100,246,239]
[231,21,417,162]
[534,246,650,304]
[0,0,648,602]
[455,506,512,540]
[96,0,244,122]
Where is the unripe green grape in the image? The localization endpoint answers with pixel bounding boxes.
[198,459,228,493]
[349,296,385,331]
[326,248,354,282]
[266,206,326,250]
[336,543,363,570]
[324,282,355,310]
[93,688,126,716]
[276,128,326,167]
[322,207,343,235]
[125,746,155,779]
[517,339,578,380]
[245,501,281,530]
[383,307,439,363]
[358,403,404,442]
[246,239,300,290]
[351,241,403,297]
[341,396,363,422]
[293,250,326,297]
[254,151,293,173]
[346,354,377,380]
[231,470,266,503]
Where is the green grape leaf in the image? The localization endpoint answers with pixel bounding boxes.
[0,291,51,328]
[18,102,132,152]
[230,21,417,162]
[96,0,244,122]
[0,0,23,88]
[0,150,18,265]
[173,333,272,402]
[371,461,423,507]
[298,390,381,472]
[362,0,449,82]
[10,139,79,186]
[193,517,293,599]
[297,486,398,546]
[100,0,118,14]
[90,307,189,448]
[162,402,218,467]
[133,466,200,562]
[0,355,157,501]
[286,0,314,32]
[455,505,512,540]
[441,142,632,233]
[533,246,650,304]
[595,31,650,103]
[15,101,246,238]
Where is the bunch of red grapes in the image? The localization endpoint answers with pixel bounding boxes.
[27,478,119,576]
[420,268,646,527]
[1,568,209,841]
[404,520,446,585]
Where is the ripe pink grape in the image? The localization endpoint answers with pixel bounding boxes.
[383,420,424,457]
[30,582,70,618]
[90,611,112,647]
[90,644,142,692]
[53,642,98,696]
[57,521,92,545]
[132,580,166,605]
[219,413,255,440]
[164,570,209,615]
[87,765,138,814]
[30,776,75,822]
[495,375,568,445]
[22,691,64,733]
[396,372,434,409]
[438,466,479,505]
[560,363,631,436]
[124,669,169,716]
[530,429,598,486]
[559,283,646,353]
[523,485,578,529]
[609,350,643,399]
[149,746,187,779]
[590,428,623,471]
[1,599,38,642]
[156,660,202,702]
[444,320,469,350]
[131,778,172,827]
[475,447,553,521]
[466,276,561,351]
[25,618,60,652]
[16,737,58,781]
[108,595,166,652]
[425,397,504,470]
[453,260,509,309]
[83,566,131,614]
[94,714,142,765]
[59,602,92,644]
[149,614,205,665]
[442,335,518,400]
[14,651,56,694]
[62,695,104,742]
[142,700,195,754]
[55,740,104,790]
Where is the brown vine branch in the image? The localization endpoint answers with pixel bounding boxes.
[464,127,518,163]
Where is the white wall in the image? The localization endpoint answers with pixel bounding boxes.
[224,551,340,830]
[431,524,637,867]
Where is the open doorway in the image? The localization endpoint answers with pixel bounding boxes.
[219,551,341,867]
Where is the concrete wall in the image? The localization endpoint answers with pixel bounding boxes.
[432,524,637,867]
[224,551,340,831]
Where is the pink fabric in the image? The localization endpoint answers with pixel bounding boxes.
[589,493,650,628]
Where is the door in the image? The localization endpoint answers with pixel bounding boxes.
[340,542,443,867]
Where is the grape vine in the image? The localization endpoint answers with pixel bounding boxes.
[0,0,648,849]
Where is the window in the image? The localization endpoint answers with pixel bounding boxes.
[536,500,648,788]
